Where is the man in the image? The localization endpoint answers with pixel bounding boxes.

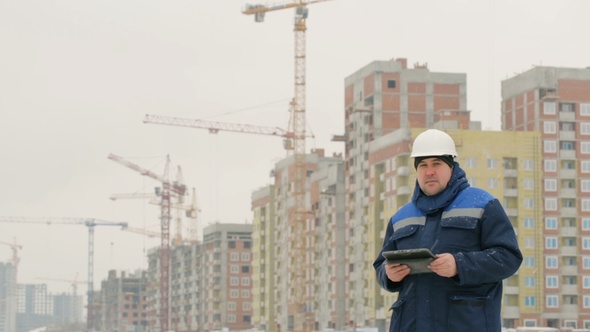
[374,129,522,332]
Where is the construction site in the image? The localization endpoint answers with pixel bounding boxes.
[2,1,590,332]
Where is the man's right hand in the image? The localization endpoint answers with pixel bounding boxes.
[385,263,410,282]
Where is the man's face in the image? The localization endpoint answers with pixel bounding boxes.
[416,157,453,196]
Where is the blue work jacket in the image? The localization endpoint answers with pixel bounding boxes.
[374,163,522,332]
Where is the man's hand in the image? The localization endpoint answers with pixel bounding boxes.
[428,253,458,278]
[385,263,411,282]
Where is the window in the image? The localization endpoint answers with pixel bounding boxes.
[561,141,575,150]
[562,160,575,169]
[583,237,590,250]
[228,241,236,249]
[582,123,590,135]
[524,257,535,267]
[487,158,498,168]
[583,199,590,212]
[544,198,557,211]
[546,275,559,288]
[583,218,590,231]
[524,217,534,228]
[546,256,558,269]
[544,140,557,153]
[562,199,576,208]
[584,257,590,269]
[488,178,498,188]
[227,302,236,310]
[584,296,590,309]
[544,160,557,172]
[525,276,536,287]
[230,290,239,298]
[584,276,590,289]
[545,217,558,229]
[228,314,236,323]
[230,253,239,261]
[544,101,556,115]
[581,103,590,116]
[230,277,239,286]
[523,178,534,190]
[582,142,590,154]
[582,180,590,192]
[465,158,477,168]
[546,295,559,308]
[524,237,535,248]
[543,121,556,133]
[544,179,557,191]
[241,289,250,298]
[241,265,250,273]
[561,102,575,112]
[230,265,239,274]
[241,277,250,286]
[561,122,575,131]
[523,159,534,170]
[525,296,536,307]
[241,252,250,261]
[582,160,590,173]
[387,80,396,88]
[546,237,558,249]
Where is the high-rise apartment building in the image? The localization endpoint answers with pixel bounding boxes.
[250,149,345,331]
[0,262,16,332]
[95,270,148,332]
[16,284,55,332]
[502,66,590,329]
[200,222,253,332]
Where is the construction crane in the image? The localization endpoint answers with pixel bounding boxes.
[108,153,186,332]
[36,275,86,323]
[0,217,127,332]
[242,1,332,330]
[110,188,199,245]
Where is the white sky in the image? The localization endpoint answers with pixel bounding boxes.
[0,0,588,294]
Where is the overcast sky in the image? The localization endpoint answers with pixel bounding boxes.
[0,0,588,294]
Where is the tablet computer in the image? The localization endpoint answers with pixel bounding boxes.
[382,248,436,275]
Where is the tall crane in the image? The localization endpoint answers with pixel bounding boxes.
[0,217,127,332]
[110,188,199,244]
[242,1,332,330]
[108,153,186,332]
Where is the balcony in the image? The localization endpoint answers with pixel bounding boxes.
[560,265,578,275]
[559,112,576,122]
[559,131,576,141]
[560,226,577,237]
[561,284,578,294]
[504,286,519,294]
[505,208,518,217]
[559,169,577,179]
[560,150,576,159]
[504,188,518,197]
[560,246,578,256]
[397,186,411,195]
[504,169,518,178]
[559,188,577,198]
[397,166,411,176]
[561,304,579,314]
[560,207,577,217]
[502,306,520,318]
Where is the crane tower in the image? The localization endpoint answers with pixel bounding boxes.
[108,153,186,332]
[242,1,331,330]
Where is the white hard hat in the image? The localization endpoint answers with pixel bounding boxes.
[410,129,457,158]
